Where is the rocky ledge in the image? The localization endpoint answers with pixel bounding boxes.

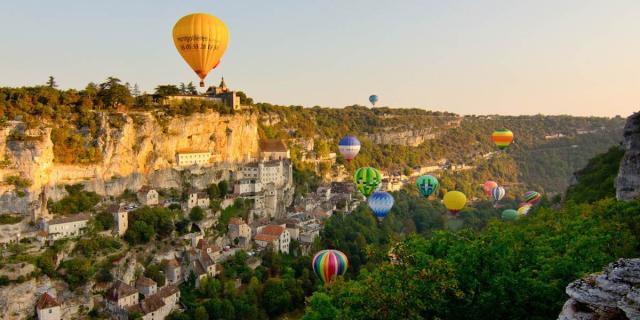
[559,258,640,320]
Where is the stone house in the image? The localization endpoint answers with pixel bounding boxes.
[35,292,61,320]
[137,186,159,206]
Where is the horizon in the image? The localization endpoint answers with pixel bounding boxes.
[1,1,639,117]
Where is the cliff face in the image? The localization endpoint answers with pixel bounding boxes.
[558,258,640,320]
[0,111,260,216]
[364,128,438,147]
[616,112,640,201]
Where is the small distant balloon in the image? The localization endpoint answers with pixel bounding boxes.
[354,167,382,197]
[524,191,541,205]
[491,186,506,202]
[312,250,349,284]
[492,129,514,150]
[416,175,439,198]
[369,95,379,107]
[443,191,466,215]
[338,135,361,162]
[502,209,518,221]
[518,204,532,216]
[368,191,394,220]
[482,181,498,197]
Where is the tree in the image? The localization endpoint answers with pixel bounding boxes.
[154,85,181,96]
[46,76,58,88]
[207,183,220,199]
[97,77,133,109]
[187,82,197,95]
[132,83,141,97]
[218,180,229,197]
[193,306,208,320]
[189,206,205,222]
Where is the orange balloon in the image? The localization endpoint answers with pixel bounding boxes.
[173,13,229,87]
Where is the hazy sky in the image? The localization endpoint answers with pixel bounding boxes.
[1,1,639,116]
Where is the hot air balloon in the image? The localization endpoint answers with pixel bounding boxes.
[482,180,498,197]
[443,191,466,215]
[368,191,394,220]
[173,13,229,87]
[518,204,532,216]
[312,250,349,284]
[354,167,382,197]
[369,95,379,107]
[502,209,518,221]
[416,175,439,198]
[524,191,541,205]
[491,129,514,150]
[491,186,506,202]
[338,135,361,162]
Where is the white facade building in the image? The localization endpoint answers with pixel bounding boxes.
[187,191,210,210]
[45,214,89,241]
[36,293,61,320]
[176,151,211,166]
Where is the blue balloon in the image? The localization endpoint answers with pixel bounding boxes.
[367,191,394,220]
[369,94,379,106]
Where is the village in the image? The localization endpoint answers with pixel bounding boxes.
[0,134,366,320]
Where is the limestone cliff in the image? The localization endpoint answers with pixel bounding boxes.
[616,111,640,201]
[558,258,640,320]
[0,111,260,217]
[364,128,439,147]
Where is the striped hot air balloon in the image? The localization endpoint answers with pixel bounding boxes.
[416,175,439,198]
[524,191,541,205]
[354,167,382,197]
[368,191,394,220]
[492,129,514,150]
[338,135,361,162]
[491,186,506,202]
[312,250,349,284]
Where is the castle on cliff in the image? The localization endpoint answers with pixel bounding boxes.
[161,77,242,111]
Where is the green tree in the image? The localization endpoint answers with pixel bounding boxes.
[189,206,205,222]
[97,77,133,108]
[46,76,58,88]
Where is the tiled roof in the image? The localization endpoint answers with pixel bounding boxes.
[36,292,60,310]
[156,285,179,299]
[106,280,138,301]
[139,295,165,314]
[260,139,288,152]
[228,217,244,225]
[48,213,90,225]
[136,276,156,287]
[261,225,285,236]
[166,259,180,268]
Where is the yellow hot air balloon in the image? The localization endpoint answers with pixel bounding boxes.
[173,13,229,87]
[443,191,466,215]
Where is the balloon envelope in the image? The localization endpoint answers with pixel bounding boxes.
[482,181,498,197]
[443,191,466,214]
[524,191,541,205]
[518,204,532,216]
[502,209,518,220]
[492,129,514,150]
[312,250,349,283]
[369,95,379,106]
[368,191,394,220]
[491,186,506,202]
[416,175,439,198]
[173,13,229,87]
[354,167,382,197]
[338,135,361,162]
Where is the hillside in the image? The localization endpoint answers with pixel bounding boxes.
[257,104,625,194]
[301,115,640,320]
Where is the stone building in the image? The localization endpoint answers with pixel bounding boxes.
[105,280,139,319]
[187,190,210,210]
[136,186,159,206]
[260,139,290,161]
[35,292,61,320]
[110,204,128,237]
[176,150,212,167]
[44,214,90,241]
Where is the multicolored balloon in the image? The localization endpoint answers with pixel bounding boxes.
[491,186,506,202]
[338,135,361,162]
[354,167,382,197]
[369,94,379,107]
[482,180,498,197]
[502,209,518,221]
[524,191,541,205]
[312,250,349,284]
[416,175,439,198]
[368,191,394,220]
[173,13,229,87]
[518,204,532,216]
[492,129,514,150]
[443,191,466,215]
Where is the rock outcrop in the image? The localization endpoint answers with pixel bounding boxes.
[558,258,640,320]
[616,112,640,201]
[0,111,260,217]
[365,128,439,147]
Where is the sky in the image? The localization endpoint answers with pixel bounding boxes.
[0,1,639,117]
